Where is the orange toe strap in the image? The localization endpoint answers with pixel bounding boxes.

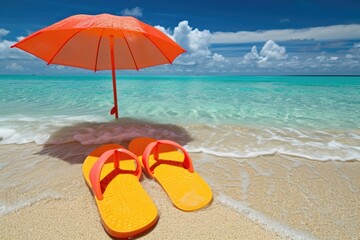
[142,140,194,177]
[89,148,142,200]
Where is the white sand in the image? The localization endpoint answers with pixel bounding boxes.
[1,143,360,239]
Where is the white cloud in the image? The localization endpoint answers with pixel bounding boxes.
[16,36,25,41]
[348,43,360,54]
[260,40,287,60]
[212,53,226,62]
[173,20,212,57]
[243,40,287,67]
[244,46,260,61]
[316,55,327,62]
[312,54,357,71]
[241,45,333,73]
[0,28,10,37]
[121,7,143,17]
[211,24,360,44]
[0,39,15,50]
[158,20,228,69]
[5,62,24,71]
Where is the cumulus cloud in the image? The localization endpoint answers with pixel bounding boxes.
[16,36,25,42]
[5,62,24,71]
[156,20,227,68]
[121,7,143,17]
[173,21,211,58]
[212,24,360,44]
[0,39,15,51]
[212,53,226,62]
[243,40,287,67]
[346,43,360,64]
[244,46,260,61]
[260,40,287,60]
[316,55,339,63]
[0,28,10,37]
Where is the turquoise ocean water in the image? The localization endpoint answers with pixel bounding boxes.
[1,75,360,126]
[0,74,359,160]
[0,75,359,160]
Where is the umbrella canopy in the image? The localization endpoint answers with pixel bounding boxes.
[11,13,185,118]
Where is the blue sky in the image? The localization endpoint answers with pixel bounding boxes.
[1,0,360,75]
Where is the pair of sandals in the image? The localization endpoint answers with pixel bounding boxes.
[82,137,212,238]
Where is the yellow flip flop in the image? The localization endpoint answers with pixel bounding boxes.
[82,144,158,238]
[129,137,212,211]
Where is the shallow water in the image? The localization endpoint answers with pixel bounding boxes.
[1,75,360,127]
[1,75,359,161]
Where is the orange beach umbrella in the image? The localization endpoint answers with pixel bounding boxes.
[11,14,185,119]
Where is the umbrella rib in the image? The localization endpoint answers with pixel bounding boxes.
[122,32,139,71]
[94,29,104,72]
[47,28,88,65]
[142,34,172,64]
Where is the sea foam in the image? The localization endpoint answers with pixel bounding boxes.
[185,125,360,162]
[0,192,62,216]
[1,116,359,162]
[217,194,316,240]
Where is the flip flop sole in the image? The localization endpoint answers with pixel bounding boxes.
[82,144,158,238]
[129,138,212,211]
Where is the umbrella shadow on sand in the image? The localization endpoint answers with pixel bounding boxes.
[36,117,192,164]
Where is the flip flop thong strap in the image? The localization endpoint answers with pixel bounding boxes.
[90,148,142,200]
[142,140,194,177]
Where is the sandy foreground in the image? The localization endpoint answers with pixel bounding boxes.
[1,143,359,239]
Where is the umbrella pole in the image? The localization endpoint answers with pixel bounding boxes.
[109,35,119,119]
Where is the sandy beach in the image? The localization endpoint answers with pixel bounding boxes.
[1,141,359,239]
[1,0,360,237]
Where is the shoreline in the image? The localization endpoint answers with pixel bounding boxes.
[1,142,360,239]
